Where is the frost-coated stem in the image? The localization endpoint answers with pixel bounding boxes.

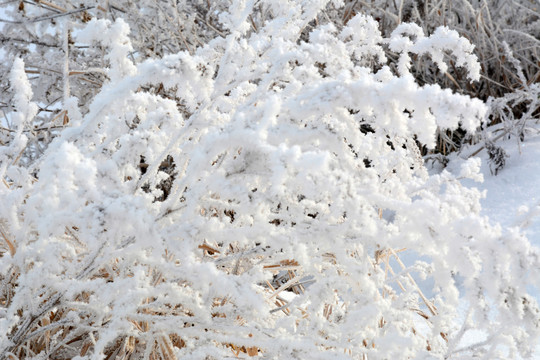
[397,0,404,24]
[2,4,538,359]
[446,306,472,355]
[62,19,70,104]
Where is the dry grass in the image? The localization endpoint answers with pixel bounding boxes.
[1,230,449,359]
[2,1,537,358]
[336,0,540,155]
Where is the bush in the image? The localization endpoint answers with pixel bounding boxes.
[1,1,539,359]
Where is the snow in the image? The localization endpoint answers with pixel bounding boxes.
[472,136,540,241]
[451,132,540,251]
[450,131,540,358]
[1,3,539,358]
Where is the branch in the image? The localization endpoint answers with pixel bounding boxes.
[0,35,60,48]
[32,0,68,14]
[0,5,94,24]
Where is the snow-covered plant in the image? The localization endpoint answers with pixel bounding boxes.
[342,0,540,98]
[340,0,540,156]
[461,43,540,174]
[0,0,227,163]
[1,1,539,359]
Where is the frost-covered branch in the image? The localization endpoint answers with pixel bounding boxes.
[0,1,539,359]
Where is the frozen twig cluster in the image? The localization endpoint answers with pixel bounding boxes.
[0,1,539,359]
[342,0,540,157]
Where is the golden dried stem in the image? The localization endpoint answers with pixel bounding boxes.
[0,224,16,256]
[37,0,67,12]
[267,276,300,300]
[389,248,438,316]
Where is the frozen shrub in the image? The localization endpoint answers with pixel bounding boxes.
[342,0,540,156]
[0,1,539,359]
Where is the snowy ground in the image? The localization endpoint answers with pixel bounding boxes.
[443,129,540,251]
[471,135,540,245]
[451,131,540,358]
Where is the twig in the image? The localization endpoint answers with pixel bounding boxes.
[269,299,291,314]
[450,336,493,355]
[267,276,301,300]
[0,224,16,256]
[503,28,540,45]
[397,0,404,24]
[62,19,70,103]
[195,15,225,38]
[0,125,67,134]
[0,6,94,24]
[0,36,60,48]
[466,129,508,158]
[0,0,18,6]
[35,0,68,13]
[389,248,438,316]
[20,319,71,344]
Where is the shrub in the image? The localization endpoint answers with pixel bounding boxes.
[1,1,539,359]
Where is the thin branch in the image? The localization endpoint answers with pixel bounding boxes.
[32,0,68,13]
[503,28,540,45]
[62,19,70,103]
[195,14,226,38]
[450,336,494,355]
[0,125,67,134]
[0,6,94,24]
[0,36,60,48]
